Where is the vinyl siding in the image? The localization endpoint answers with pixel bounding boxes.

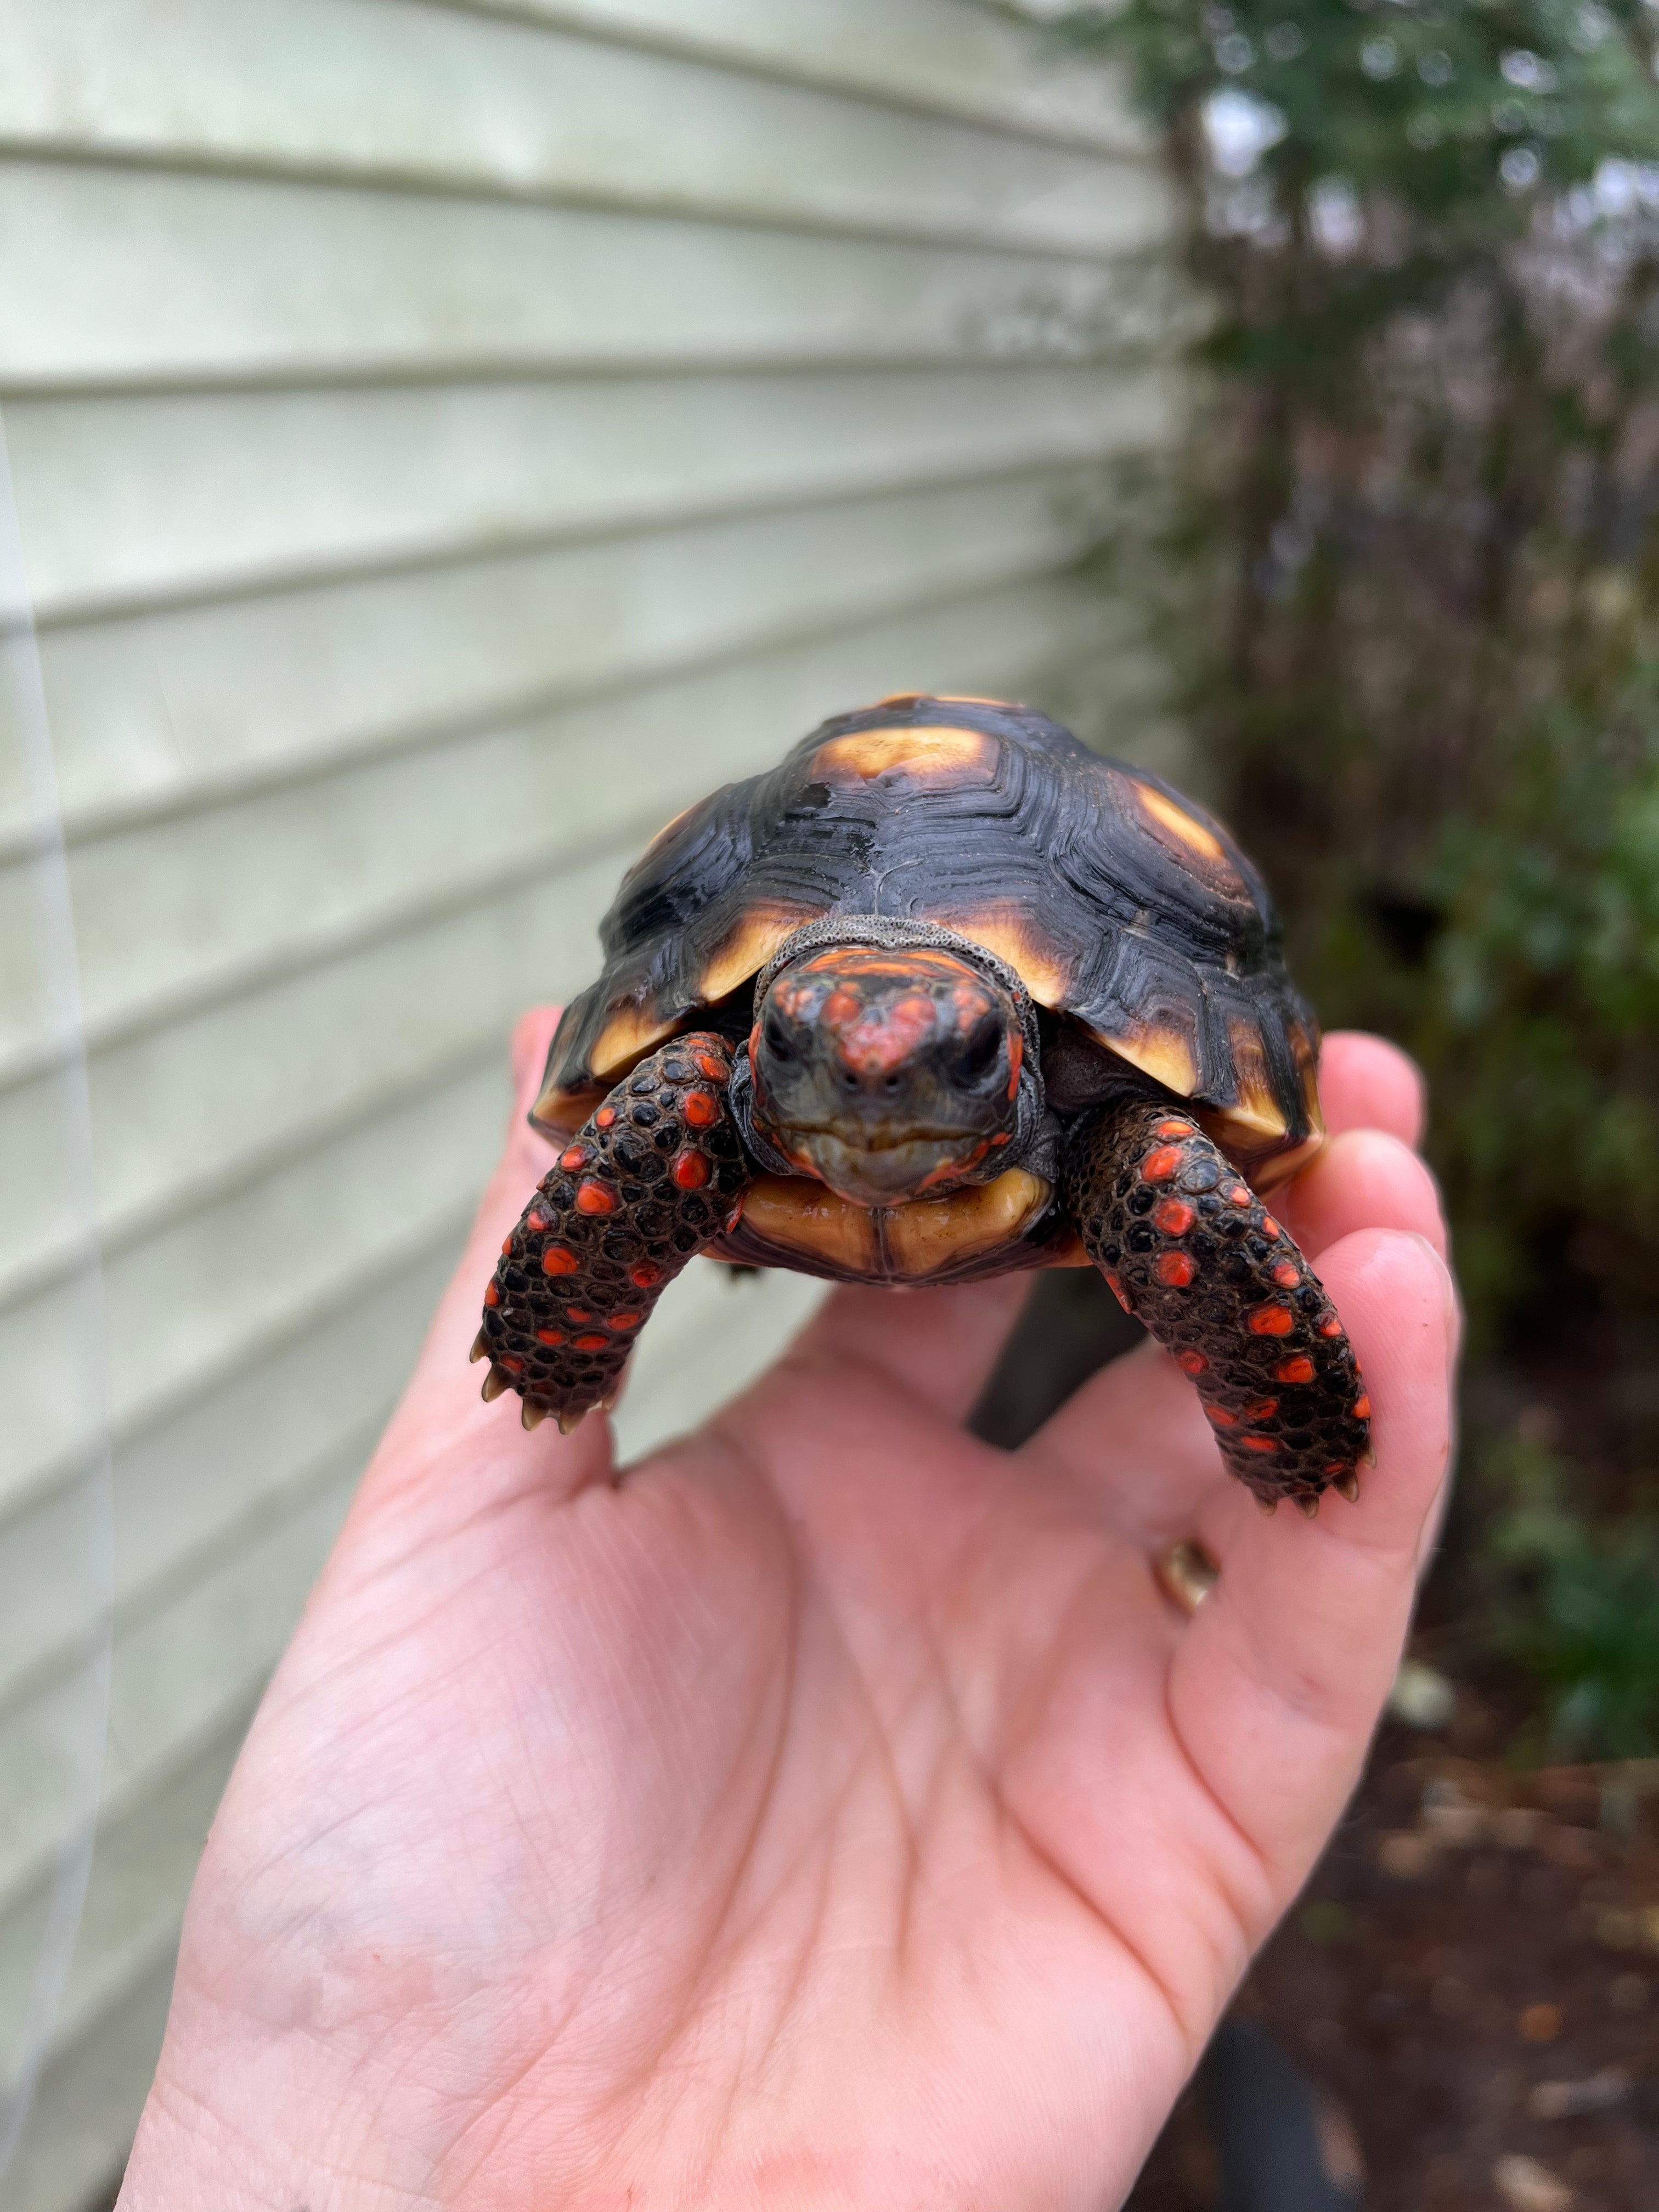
[0,4,1183,2203]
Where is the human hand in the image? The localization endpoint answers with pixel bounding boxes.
[119,1010,1455,2212]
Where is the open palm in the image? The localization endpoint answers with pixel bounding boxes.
[121,1007,1455,2212]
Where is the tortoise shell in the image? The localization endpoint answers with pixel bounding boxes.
[535,695,1324,1188]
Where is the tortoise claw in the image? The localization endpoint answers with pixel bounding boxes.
[469,1329,489,1363]
[1254,1494,1278,1517]
[521,1401,548,1431]
[480,1365,510,1402]
[557,1408,587,1436]
[1335,1470,1361,1503]
[1295,1493,1320,1520]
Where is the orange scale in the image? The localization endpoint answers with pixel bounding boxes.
[1176,1348,1209,1376]
[575,1181,617,1216]
[1141,1144,1183,1182]
[536,1328,565,1347]
[672,1150,710,1190]
[1271,1261,1300,1289]
[560,1145,589,1172]
[573,1333,610,1352]
[1318,1313,1343,1338]
[1248,1303,1295,1336]
[1104,1272,1132,1313]
[1153,1198,1195,1235]
[1155,1251,1197,1287]
[1277,1355,1316,1384]
[542,1245,579,1276]
[483,1281,500,1307]
[595,1107,617,1130]
[1245,1398,1279,1421]
[1240,1435,1279,1454]
[682,1091,719,1128]
[1352,1394,1372,1420]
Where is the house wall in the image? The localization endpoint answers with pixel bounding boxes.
[0,4,1183,2201]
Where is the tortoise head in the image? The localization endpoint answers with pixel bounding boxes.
[747,945,1023,1205]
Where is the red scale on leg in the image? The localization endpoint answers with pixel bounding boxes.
[478,1032,753,1432]
[1061,1090,1370,1505]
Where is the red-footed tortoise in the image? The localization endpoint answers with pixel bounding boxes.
[475,695,1369,1513]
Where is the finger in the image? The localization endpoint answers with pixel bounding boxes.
[1171,1229,1456,1879]
[786,1269,1038,1423]
[1277,1127,1449,1263]
[358,1006,617,1519]
[1317,1030,1427,1148]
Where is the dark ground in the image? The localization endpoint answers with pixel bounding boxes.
[974,1274,1659,2212]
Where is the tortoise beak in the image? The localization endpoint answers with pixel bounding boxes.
[791,1128,992,1206]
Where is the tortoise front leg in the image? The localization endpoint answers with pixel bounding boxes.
[1061,1096,1369,1514]
[477,1032,752,1432]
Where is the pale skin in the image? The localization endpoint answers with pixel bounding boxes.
[119,1009,1455,2212]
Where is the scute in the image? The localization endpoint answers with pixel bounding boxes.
[534,695,1322,1178]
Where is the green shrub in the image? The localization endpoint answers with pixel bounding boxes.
[1058,0,1659,1741]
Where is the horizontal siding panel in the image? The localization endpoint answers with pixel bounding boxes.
[1,464,1108,879]
[441,0,1146,151]
[0,1470,361,1915]
[5,366,1171,620]
[4,1942,174,2212]
[0,163,1172,393]
[4,0,1163,256]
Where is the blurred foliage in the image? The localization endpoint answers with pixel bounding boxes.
[1059,0,1659,1748]
[1484,1430,1659,1756]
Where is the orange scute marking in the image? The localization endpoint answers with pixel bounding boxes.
[526,1211,548,1233]
[810,725,998,785]
[610,1312,641,1330]
[629,1261,664,1289]
[1156,1117,1195,1138]
[500,1237,512,1256]
[574,1333,609,1352]
[1352,1394,1372,1420]
[566,1307,594,1324]
[1272,1261,1300,1288]
[560,1145,588,1171]
[575,1180,617,1215]
[1241,1435,1280,1454]
[595,1107,617,1130]
[1141,1145,1183,1182]
[499,1355,523,1374]
[1228,1184,1252,1206]
[1156,1251,1197,1286]
[1208,1406,1238,1427]
[541,1244,578,1276]
[1261,1215,1281,1239]
[1248,1304,1295,1336]
[672,1149,710,1190]
[1153,1198,1195,1235]
[1105,1272,1132,1313]
[1246,1398,1279,1421]
[1319,1313,1342,1337]
[1176,1349,1208,1376]
[536,1328,565,1347]
[1277,1355,1316,1384]
[483,1280,500,1306]
[683,1091,719,1128]
[1136,781,1228,864]
[696,1051,726,1080]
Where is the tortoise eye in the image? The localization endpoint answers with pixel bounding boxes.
[761,1009,797,1064]
[956,1017,1004,1082]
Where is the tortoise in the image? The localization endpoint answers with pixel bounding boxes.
[475,694,1369,1513]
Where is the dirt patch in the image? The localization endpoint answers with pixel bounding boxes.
[1128,1728,1659,2209]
